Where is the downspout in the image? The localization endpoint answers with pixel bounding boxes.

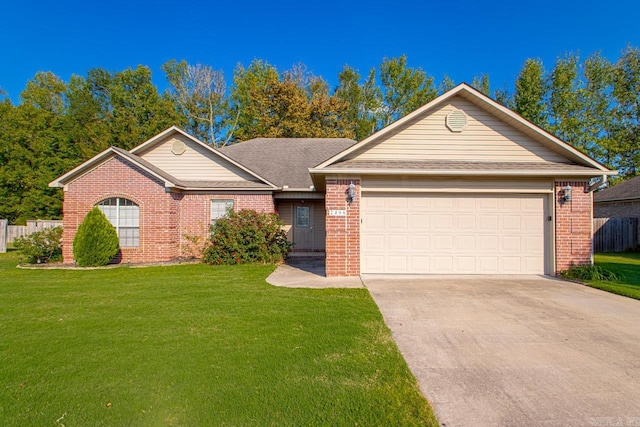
[588,175,608,192]
[587,174,608,266]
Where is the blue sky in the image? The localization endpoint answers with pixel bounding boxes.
[2,0,639,103]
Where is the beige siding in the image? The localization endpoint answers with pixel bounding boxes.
[277,201,294,242]
[314,202,326,250]
[139,134,257,182]
[277,200,325,250]
[346,96,568,163]
[362,176,554,193]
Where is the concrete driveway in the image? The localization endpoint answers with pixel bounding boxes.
[363,275,640,426]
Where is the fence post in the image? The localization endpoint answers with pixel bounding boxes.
[0,219,7,253]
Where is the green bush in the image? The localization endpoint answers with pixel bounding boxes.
[14,226,63,264]
[203,209,292,265]
[73,207,120,267]
[561,264,620,281]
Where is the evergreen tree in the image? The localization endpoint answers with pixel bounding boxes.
[73,207,120,267]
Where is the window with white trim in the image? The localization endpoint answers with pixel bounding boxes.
[211,199,234,224]
[97,198,140,247]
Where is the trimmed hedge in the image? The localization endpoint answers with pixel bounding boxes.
[73,207,120,267]
[203,209,291,265]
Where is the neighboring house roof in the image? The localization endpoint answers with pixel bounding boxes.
[311,83,615,183]
[594,176,640,203]
[220,137,357,190]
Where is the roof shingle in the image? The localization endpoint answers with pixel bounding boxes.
[220,138,357,188]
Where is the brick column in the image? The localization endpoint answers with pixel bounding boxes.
[325,178,360,277]
[61,191,79,264]
[555,180,592,273]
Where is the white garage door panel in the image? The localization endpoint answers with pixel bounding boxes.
[361,194,546,274]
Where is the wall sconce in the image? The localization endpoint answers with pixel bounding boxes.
[346,182,357,204]
[560,185,572,205]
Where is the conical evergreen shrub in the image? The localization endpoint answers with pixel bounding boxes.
[73,207,120,267]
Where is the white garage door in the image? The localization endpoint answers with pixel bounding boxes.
[361,194,546,274]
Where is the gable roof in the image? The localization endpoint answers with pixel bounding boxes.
[220,137,357,190]
[130,126,277,187]
[49,128,277,191]
[49,146,178,189]
[312,83,614,176]
[595,176,640,203]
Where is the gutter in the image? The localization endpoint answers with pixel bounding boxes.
[310,168,618,178]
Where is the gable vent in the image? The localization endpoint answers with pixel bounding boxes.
[446,110,467,132]
[171,140,186,155]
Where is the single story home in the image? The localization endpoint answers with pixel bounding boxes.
[50,84,615,276]
[594,175,640,218]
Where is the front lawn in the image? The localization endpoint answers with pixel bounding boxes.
[0,252,436,426]
[589,253,640,300]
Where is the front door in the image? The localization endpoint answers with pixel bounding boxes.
[293,204,314,250]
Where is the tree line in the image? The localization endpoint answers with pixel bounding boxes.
[1,46,639,223]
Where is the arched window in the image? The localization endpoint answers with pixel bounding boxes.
[97,198,139,247]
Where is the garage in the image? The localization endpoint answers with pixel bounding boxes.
[311,84,612,277]
[361,193,548,274]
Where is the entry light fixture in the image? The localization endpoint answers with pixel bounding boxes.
[560,185,572,205]
[346,182,357,204]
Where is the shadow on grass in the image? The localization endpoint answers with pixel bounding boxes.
[591,253,640,300]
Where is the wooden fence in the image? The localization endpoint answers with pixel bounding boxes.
[593,217,639,252]
[0,220,63,252]
[0,219,6,253]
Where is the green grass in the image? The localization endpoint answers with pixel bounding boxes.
[587,253,640,300]
[0,251,436,426]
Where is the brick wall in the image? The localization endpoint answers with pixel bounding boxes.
[325,178,360,277]
[177,193,274,259]
[62,156,179,264]
[555,180,592,272]
[594,200,640,218]
[62,155,274,264]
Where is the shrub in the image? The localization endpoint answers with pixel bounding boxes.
[14,226,63,264]
[73,207,120,267]
[203,209,292,265]
[561,264,620,281]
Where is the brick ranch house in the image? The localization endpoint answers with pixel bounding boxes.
[50,84,615,276]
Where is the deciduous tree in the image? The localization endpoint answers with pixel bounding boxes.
[227,60,353,141]
[612,46,640,176]
[514,58,547,126]
[334,65,381,140]
[163,59,226,145]
[379,55,437,126]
